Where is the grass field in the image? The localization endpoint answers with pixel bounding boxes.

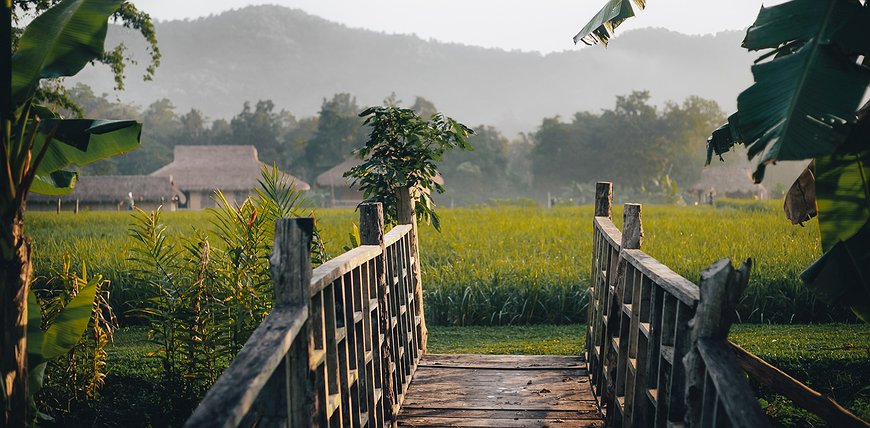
[29,202,837,324]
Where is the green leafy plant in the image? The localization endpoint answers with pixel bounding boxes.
[346,105,473,231]
[27,259,114,423]
[127,165,322,400]
[2,1,146,422]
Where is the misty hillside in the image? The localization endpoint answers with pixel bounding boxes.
[70,5,756,135]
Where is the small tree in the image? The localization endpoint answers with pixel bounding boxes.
[345,106,473,230]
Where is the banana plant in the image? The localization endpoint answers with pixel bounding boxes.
[26,265,103,423]
[2,0,143,424]
[575,0,870,321]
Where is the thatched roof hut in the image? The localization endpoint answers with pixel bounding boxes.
[29,175,185,210]
[151,145,310,192]
[316,157,444,188]
[690,164,766,200]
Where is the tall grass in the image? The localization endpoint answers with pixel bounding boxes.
[29,202,838,326]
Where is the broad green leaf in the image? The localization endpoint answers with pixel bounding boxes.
[814,151,870,252]
[30,170,78,196]
[572,0,644,46]
[39,276,99,361]
[26,291,45,366]
[735,0,870,173]
[32,119,141,175]
[801,220,870,322]
[11,0,124,106]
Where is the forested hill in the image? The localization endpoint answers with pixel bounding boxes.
[69,5,754,136]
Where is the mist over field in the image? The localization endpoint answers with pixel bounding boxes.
[70,5,754,137]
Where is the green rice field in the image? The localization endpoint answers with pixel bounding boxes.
[29,201,834,325]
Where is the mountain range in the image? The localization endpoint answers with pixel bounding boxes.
[70,5,756,136]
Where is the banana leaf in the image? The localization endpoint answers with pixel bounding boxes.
[801,150,870,321]
[29,170,77,196]
[11,0,124,107]
[573,0,645,46]
[26,275,100,367]
[735,0,870,175]
[32,119,141,176]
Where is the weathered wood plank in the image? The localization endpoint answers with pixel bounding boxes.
[593,216,622,250]
[730,342,868,427]
[384,224,412,247]
[622,249,699,306]
[399,408,601,420]
[684,258,766,428]
[594,182,613,218]
[310,245,382,294]
[184,308,308,428]
[397,417,605,427]
[420,354,584,370]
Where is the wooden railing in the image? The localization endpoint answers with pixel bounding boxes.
[185,191,427,427]
[586,181,768,428]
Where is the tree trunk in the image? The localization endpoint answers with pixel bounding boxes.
[2,209,31,428]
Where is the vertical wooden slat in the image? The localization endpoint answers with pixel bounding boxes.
[360,202,393,425]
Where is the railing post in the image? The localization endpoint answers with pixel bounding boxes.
[683,259,765,428]
[271,218,315,427]
[594,182,613,218]
[621,204,643,250]
[395,186,427,353]
[603,203,643,425]
[360,202,396,424]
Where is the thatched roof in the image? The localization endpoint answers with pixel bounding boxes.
[316,157,444,188]
[690,164,766,196]
[30,175,186,204]
[150,145,310,192]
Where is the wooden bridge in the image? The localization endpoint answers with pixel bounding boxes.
[183,185,865,428]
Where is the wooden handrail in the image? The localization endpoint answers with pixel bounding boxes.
[185,196,427,427]
[729,342,867,427]
[586,181,865,428]
[184,308,309,428]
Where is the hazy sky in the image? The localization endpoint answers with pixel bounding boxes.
[135,1,766,54]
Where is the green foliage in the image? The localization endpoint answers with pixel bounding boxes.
[703,0,870,321]
[28,259,116,422]
[347,105,473,230]
[126,165,320,400]
[532,92,725,193]
[13,0,161,94]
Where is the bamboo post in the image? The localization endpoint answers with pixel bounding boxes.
[683,258,766,428]
[270,218,315,426]
[56,198,61,214]
[594,182,612,218]
[360,202,396,423]
[396,186,427,353]
[74,199,79,214]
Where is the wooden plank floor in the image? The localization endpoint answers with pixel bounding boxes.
[396,354,603,427]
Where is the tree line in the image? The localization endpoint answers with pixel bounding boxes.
[69,84,725,205]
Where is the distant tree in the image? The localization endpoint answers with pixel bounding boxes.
[441,125,510,202]
[303,93,367,177]
[179,108,207,145]
[411,96,438,119]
